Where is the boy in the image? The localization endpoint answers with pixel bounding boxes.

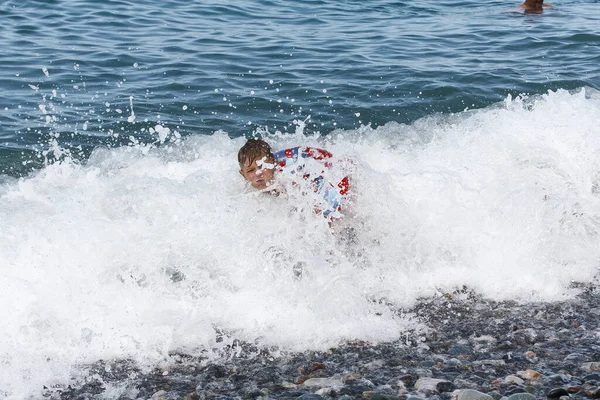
[238,139,349,219]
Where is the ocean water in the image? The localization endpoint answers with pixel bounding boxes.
[1,0,600,398]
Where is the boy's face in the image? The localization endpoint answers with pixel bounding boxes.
[239,156,276,190]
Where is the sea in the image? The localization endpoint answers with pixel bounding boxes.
[1,0,600,398]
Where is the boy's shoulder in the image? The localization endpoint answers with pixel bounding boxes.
[273,146,301,161]
[273,146,333,162]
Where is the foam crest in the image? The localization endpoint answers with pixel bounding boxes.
[1,88,600,399]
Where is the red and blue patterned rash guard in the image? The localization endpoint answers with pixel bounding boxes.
[272,146,350,219]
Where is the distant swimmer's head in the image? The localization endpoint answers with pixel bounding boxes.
[519,0,550,10]
[238,139,276,190]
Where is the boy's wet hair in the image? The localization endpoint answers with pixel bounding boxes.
[238,139,274,167]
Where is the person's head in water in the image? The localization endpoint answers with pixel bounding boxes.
[238,139,276,190]
[519,0,551,10]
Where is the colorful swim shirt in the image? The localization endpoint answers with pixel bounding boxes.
[272,146,349,219]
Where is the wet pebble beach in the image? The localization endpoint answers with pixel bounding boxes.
[51,284,600,400]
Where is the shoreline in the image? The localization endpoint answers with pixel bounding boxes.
[50,285,600,400]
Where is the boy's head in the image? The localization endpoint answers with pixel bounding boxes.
[238,139,276,190]
[524,0,543,7]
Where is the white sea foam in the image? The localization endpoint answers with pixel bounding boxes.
[1,88,600,399]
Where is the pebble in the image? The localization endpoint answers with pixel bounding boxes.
[582,362,600,373]
[449,345,473,356]
[583,372,600,382]
[516,370,543,380]
[370,395,402,400]
[564,352,586,362]
[547,388,569,398]
[457,389,493,400]
[301,377,343,388]
[506,394,536,400]
[512,329,543,346]
[567,385,583,393]
[543,374,570,385]
[296,394,325,400]
[473,360,506,367]
[414,378,455,394]
[151,390,167,400]
[504,387,527,396]
[503,375,524,385]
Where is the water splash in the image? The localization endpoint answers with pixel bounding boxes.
[1,88,600,399]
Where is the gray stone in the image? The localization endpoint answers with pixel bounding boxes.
[543,374,570,385]
[415,369,433,377]
[449,345,473,356]
[583,372,600,382]
[396,374,414,386]
[351,377,375,388]
[547,388,569,399]
[296,395,325,400]
[564,353,586,362]
[301,377,343,388]
[386,377,407,389]
[506,394,536,400]
[512,329,544,345]
[473,360,506,367]
[487,390,503,400]
[414,378,455,394]
[504,375,524,385]
[581,362,600,373]
[151,390,166,400]
[504,387,526,396]
[364,359,386,370]
[453,379,479,390]
[370,395,402,400]
[457,389,493,400]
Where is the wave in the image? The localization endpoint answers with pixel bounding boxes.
[1,87,599,399]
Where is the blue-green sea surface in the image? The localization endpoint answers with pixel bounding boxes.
[1,0,599,175]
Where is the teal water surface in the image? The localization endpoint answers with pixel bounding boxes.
[0,0,599,175]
